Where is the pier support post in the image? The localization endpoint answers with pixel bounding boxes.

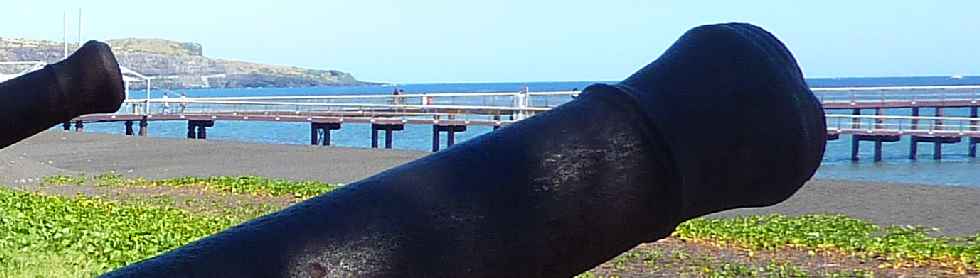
[971,107,978,158]
[432,124,468,152]
[431,126,439,152]
[321,127,328,145]
[311,126,319,145]
[187,123,196,139]
[324,123,340,146]
[74,120,84,133]
[851,135,860,161]
[970,138,978,158]
[138,118,148,136]
[197,125,208,139]
[384,130,394,149]
[448,128,458,146]
[911,107,920,130]
[199,120,214,140]
[187,120,215,140]
[874,141,883,162]
[311,122,342,146]
[910,136,961,160]
[124,120,134,136]
[371,123,405,149]
[852,135,901,162]
[909,137,918,160]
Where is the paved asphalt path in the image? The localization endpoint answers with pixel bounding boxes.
[2,131,978,236]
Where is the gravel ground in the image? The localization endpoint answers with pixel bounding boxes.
[0,131,427,184]
[3,131,979,236]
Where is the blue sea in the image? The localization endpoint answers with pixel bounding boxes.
[75,76,980,188]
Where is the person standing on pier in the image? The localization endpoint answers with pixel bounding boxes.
[178,92,187,114]
[161,92,171,114]
[391,87,402,105]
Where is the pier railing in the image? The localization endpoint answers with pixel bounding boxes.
[826,114,980,136]
[813,85,980,108]
[105,86,980,128]
[121,91,582,121]
[71,85,980,158]
[115,85,980,118]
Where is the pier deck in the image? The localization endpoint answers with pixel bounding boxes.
[67,85,980,158]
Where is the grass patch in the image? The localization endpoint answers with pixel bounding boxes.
[119,195,280,218]
[0,188,253,277]
[674,214,980,273]
[12,176,980,276]
[43,174,339,199]
[580,246,858,278]
[692,260,810,278]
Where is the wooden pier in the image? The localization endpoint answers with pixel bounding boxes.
[69,86,980,158]
[815,86,980,161]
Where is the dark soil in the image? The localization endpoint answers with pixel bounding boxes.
[586,238,976,277]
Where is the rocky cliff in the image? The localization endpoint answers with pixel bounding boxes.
[0,37,368,89]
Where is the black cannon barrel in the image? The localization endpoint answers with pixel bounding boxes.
[0,41,125,149]
[102,23,824,277]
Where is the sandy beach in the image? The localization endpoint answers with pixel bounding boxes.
[2,131,978,236]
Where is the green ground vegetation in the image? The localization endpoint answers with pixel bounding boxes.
[0,175,976,277]
[0,188,249,277]
[43,174,339,199]
[674,215,980,273]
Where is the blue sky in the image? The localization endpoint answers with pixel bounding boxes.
[2,1,978,83]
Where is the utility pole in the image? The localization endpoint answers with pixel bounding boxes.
[63,11,68,59]
[77,8,83,49]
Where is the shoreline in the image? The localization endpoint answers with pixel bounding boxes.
[2,131,978,236]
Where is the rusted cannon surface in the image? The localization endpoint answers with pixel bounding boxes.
[0,24,825,278]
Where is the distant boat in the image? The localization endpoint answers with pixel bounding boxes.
[951,75,964,80]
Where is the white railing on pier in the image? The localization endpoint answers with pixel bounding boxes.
[99,85,980,128]
[812,85,980,106]
[826,114,980,136]
[120,91,582,121]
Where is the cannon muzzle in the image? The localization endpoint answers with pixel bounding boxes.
[0,41,125,149]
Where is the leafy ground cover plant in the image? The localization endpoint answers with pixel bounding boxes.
[674,215,980,273]
[43,174,339,199]
[0,188,247,277]
[9,176,979,277]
